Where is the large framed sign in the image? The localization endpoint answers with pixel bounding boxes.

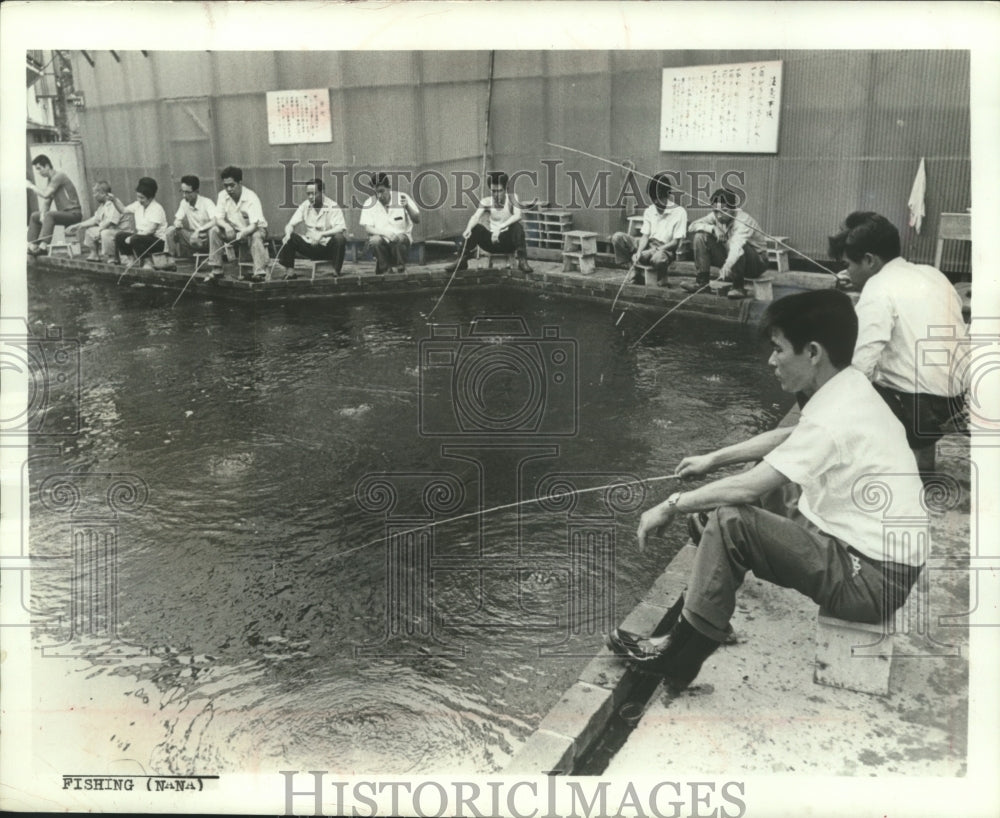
[660,60,783,153]
[266,88,333,145]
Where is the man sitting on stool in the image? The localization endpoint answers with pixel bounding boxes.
[683,187,768,299]
[610,172,686,287]
[65,181,121,261]
[450,171,533,274]
[829,211,968,482]
[165,175,216,260]
[275,177,347,279]
[208,165,269,282]
[606,289,927,695]
[112,177,168,269]
[359,172,420,275]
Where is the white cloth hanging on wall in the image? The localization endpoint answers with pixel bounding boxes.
[907,157,926,234]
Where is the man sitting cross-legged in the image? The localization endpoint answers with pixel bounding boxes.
[606,289,927,695]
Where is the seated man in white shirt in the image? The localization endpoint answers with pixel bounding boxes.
[610,173,687,287]
[65,181,121,261]
[683,187,768,299]
[449,171,533,274]
[208,165,270,282]
[112,177,169,270]
[165,175,216,260]
[606,289,927,695]
[274,177,347,278]
[829,211,967,480]
[358,172,421,275]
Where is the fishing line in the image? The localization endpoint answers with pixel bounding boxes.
[629,282,712,348]
[546,142,840,278]
[423,234,470,322]
[115,236,165,284]
[332,473,683,561]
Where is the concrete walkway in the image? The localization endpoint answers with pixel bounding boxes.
[605,432,970,778]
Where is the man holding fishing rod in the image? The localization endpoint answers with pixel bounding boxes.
[610,172,687,287]
[607,289,927,694]
[449,171,533,274]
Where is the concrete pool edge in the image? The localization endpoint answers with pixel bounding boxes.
[28,254,835,325]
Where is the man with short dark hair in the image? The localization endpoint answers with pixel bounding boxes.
[165,175,216,259]
[27,154,83,255]
[610,173,687,286]
[450,172,533,274]
[359,172,420,275]
[275,178,347,278]
[683,187,768,299]
[65,181,121,261]
[112,177,168,269]
[208,165,269,282]
[606,289,927,694]
[828,211,967,480]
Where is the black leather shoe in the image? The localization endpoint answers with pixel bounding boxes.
[633,616,721,693]
[517,258,533,274]
[605,594,685,660]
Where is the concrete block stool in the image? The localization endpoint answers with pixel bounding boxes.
[562,230,598,275]
[814,612,894,697]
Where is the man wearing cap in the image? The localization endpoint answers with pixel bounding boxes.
[610,173,687,287]
[359,172,421,275]
[208,165,269,282]
[165,175,216,260]
[275,177,347,278]
[449,171,533,274]
[683,187,768,299]
[111,177,168,269]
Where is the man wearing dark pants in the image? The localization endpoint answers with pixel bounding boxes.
[828,211,967,482]
[606,290,926,694]
[112,177,168,269]
[450,171,533,274]
[275,178,347,278]
[683,187,768,299]
[359,172,420,275]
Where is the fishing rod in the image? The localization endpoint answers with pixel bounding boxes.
[423,233,471,322]
[546,142,841,278]
[267,236,290,280]
[629,281,712,348]
[332,472,684,561]
[115,237,165,285]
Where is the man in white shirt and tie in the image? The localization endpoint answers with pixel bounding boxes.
[359,172,420,275]
[275,178,347,278]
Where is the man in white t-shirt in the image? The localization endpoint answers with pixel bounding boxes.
[606,290,927,694]
[165,175,216,260]
[208,165,269,282]
[610,173,687,287]
[829,211,967,480]
[358,172,421,275]
[275,177,347,278]
[450,171,533,274]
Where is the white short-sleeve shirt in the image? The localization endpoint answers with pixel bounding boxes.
[215,186,267,231]
[641,203,687,245]
[764,366,927,565]
[359,191,418,240]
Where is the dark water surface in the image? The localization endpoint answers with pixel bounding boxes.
[27,270,788,774]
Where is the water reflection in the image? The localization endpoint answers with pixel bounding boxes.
[27,269,787,773]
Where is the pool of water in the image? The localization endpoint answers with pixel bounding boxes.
[26,269,788,774]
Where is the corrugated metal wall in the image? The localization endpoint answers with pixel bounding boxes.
[72,50,970,271]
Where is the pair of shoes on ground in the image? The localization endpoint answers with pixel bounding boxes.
[28,243,49,257]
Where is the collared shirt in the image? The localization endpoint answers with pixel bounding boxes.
[690,209,768,266]
[94,199,121,230]
[287,195,346,245]
[641,202,687,245]
[215,186,267,231]
[852,256,967,397]
[477,194,521,230]
[174,195,217,232]
[359,191,418,240]
[124,200,168,240]
[764,367,927,565]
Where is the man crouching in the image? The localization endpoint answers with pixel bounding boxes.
[607,289,927,693]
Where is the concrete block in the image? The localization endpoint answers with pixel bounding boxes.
[505,729,575,775]
[619,601,673,636]
[578,647,636,707]
[814,614,894,697]
[537,681,615,762]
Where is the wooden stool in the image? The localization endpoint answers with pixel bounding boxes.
[562,230,598,275]
[478,249,511,271]
[814,612,894,697]
[766,236,791,273]
[751,276,775,301]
